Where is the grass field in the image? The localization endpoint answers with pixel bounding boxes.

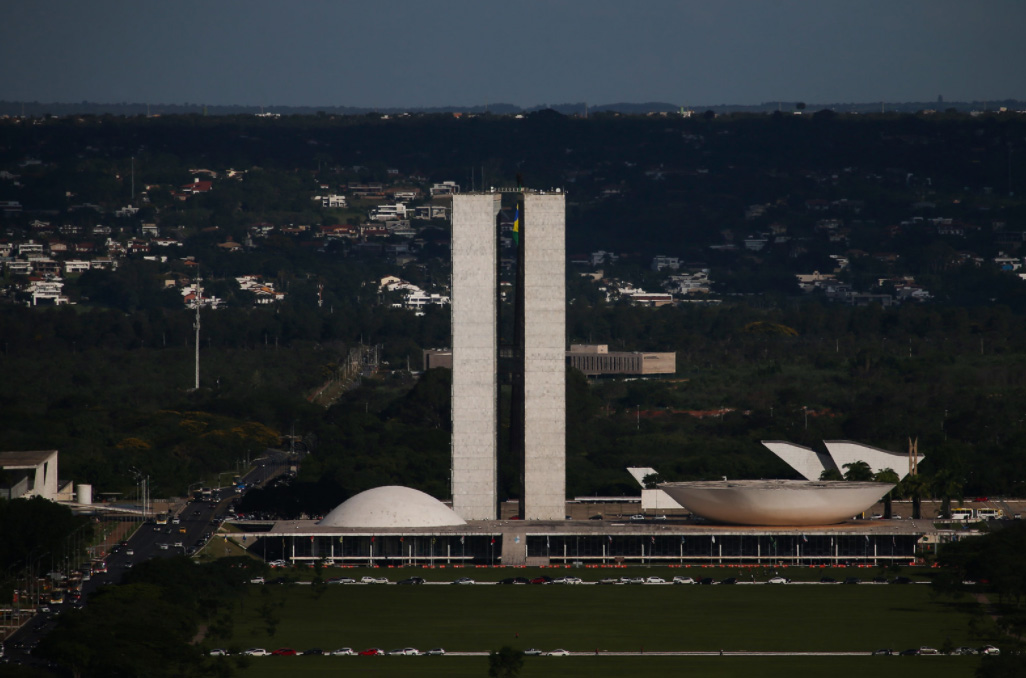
[232,654,983,678]
[224,582,976,654]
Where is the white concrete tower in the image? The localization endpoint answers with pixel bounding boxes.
[521,192,566,520]
[450,193,501,520]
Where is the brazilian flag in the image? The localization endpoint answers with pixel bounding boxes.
[512,205,520,245]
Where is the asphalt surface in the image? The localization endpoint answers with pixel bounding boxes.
[1,451,290,669]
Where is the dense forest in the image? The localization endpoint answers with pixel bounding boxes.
[1,110,1026,508]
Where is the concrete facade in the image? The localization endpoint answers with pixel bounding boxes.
[450,194,501,520]
[522,193,566,520]
[567,344,676,376]
[0,450,59,501]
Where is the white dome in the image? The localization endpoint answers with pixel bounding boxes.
[318,486,467,528]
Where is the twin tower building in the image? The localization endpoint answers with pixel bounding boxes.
[450,191,566,521]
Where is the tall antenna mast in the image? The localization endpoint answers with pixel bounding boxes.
[194,271,202,390]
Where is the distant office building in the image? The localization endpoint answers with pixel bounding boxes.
[567,344,676,377]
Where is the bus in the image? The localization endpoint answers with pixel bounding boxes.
[155,513,168,525]
[950,508,974,521]
[976,508,1003,520]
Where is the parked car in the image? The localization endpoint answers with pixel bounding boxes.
[621,577,645,585]
[545,649,570,656]
[244,648,270,656]
[980,645,1000,656]
[919,646,939,655]
[820,577,837,583]
[672,576,696,585]
[328,577,357,584]
[530,576,553,585]
[397,577,425,585]
[498,577,529,585]
[524,648,543,656]
[843,577,861,585]
[629,514,645,521]
[330,648,354,656]
[361,576,388,584]
[890,576,912,585]
[767,576,790,584]
[698,577,714,585]
[209,649,228,656]
[427,648,445,655]
[598,577,619,585]
[719,577,737,585]
[249,577,265,584]
[645,577,666,584]
[451,577,475,585]
[898,648,919,656]
[301,648,323,656]
[872,648,893,656]
[359,648,384,656]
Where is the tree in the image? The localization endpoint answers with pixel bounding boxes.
[899,474,930,520]
[873,468,901,518]
[842,460,874,482]
[488,646,525,678]
[819,468,844,481]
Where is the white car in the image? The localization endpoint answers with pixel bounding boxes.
[767,576,791,584]
[645,577,667,584]
[919,646,939,655]
[980,645,1000,656]
[330,648,354,656]
[672,576,695,585]
[451,577,475,585]
[209,649,228,656]
[361,576,388,584]
[426,648,445,656]
[249,577,265,584]
[158,543,169,551]
[621,577,644,585]
[553,576,582,585]
[545,649,570,656]
[244,648,270,656]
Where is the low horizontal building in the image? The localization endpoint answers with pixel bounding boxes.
[567,344,676,377]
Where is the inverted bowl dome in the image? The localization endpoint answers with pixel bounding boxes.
[659,479,893,526]
[318,486,467,528]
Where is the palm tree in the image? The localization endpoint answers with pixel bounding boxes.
[899,474,929,520]
[842,460,874,482]
[873,468,901,519]
[931,469,964,520]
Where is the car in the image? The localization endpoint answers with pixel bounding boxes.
[249,577,265,584]
[173,542,184,548]
[330,648,354,656]
[301,648,323,656]
[125,549,134,556]
[767,576,790,584]
[397,577,425,585]
[553,576,582,584]
[244,648,270,656]
[426,648,445,655]
[870,513,884,520]
[980,645,1001,656]
[890,576,912,585]
[598,577,619,585]
[673,576,696,585]
[209,649,228,656]
[644,577,666,584]
[918,646,939,655]
[498,577,522,585]
[530,576,553,585]
[873,576,888,583]
[719,577,737,585]
[698,577,714,585]
[952,646,977,655]
[898,648,919,656]
[545,649,570,656]
[629,514,646,521]
[653,515,668,520]
[843,577,861,585]
[820,577,837,583]
[328,577,357,584]
[872,648,893,656]
[396,648,420,655]
[271,648,297,656]
[451,577,475,585]
[359,648,384,656]
[171,517,180,524]
[158,543,169,551]
[361,576,388,584]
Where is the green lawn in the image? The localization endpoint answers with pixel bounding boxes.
[225,583,975,654]
[233,655,983,678]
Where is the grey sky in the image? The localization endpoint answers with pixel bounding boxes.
[3,1,1025,108]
